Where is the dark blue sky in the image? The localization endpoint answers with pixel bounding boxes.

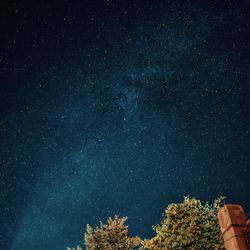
[0,1,250,249]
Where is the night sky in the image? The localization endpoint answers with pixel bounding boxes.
[0,0,250,249]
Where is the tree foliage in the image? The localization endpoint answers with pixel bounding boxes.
[67,197,226,250]
[84,215,141,250]
[142,196,226,250]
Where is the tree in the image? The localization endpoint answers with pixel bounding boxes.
[84,215,141,250]
[67,197,226,250]
[142,197,225,250]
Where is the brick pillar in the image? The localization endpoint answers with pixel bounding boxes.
[218,205,250,250]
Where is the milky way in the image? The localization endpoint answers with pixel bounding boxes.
[0,1,249,249]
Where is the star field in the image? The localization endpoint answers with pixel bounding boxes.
[0,1,250,249]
